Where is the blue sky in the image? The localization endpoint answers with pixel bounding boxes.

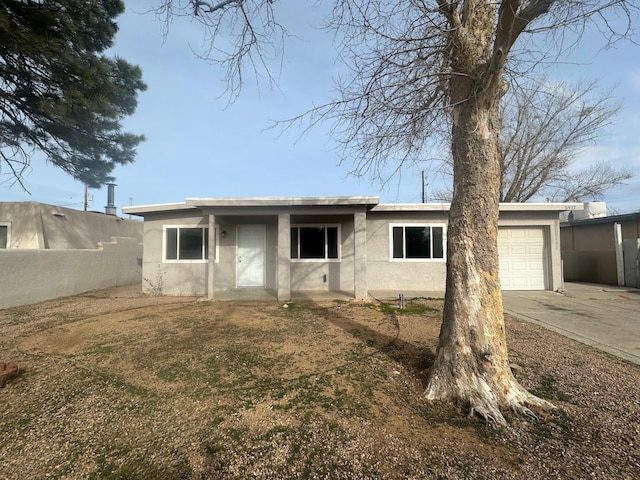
[2,1,639,214]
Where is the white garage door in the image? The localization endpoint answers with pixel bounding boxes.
[498,227,547,290]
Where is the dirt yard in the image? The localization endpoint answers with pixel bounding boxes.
[1,284,639,479]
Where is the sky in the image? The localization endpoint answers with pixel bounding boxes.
[2,1,639,215]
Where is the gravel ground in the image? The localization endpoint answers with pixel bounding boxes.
[0,284,639,479]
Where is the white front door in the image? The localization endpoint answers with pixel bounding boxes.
[237,225,266,287]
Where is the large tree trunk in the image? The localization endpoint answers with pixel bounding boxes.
[424,5,554,425]
[425,96,554,425]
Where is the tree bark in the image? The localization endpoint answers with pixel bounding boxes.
[424,4,554,425]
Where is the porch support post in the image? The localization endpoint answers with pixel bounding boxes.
[207,213,216,300]
[277,213,291,301]
[354,211,368,300]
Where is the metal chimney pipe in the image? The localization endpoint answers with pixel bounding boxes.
[105,183,117,216]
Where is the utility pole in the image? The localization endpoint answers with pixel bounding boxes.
[84,184,88,211]
[421,171,425,203]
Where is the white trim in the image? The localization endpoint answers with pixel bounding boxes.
[290,224,342,262]
[162,224,219,263]
[389,223,447,262]
[0,222,10,248]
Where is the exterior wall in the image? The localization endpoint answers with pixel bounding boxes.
[560,223,617,284]
[623,238,640,288]
[289,214,355,292]
[140,210,360,296]
[134,201,567,297]
[0,237,142,310]
[140,212,209,295]
[0,202,142,249]
[366,211,448,291]
[140,213,281,295]
[366,209,563,292]
[561,214,640,286]
[562,251,618,285]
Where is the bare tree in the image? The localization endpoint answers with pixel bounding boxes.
[500,79,632,202]
[157,0,639,425]
[433,78,633,202]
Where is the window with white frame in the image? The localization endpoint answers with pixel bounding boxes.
[0,223,9,249]
[390,224,445,260]
[164,226,217,262]
[290,225,340,260]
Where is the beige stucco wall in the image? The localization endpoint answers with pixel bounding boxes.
[0,202,143,249]
[135,203,566,297]
[289,214,355,292]
[140,210,360,296]
[0,237,142,310]
[365,209,564,292]
[140,212,209,296]
[366,210,448,291]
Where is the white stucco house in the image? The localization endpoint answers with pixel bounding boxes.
[123,196,581,301]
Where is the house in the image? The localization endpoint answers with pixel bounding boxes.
[0,201,143,249]
[561,211,640,288]
[123,196,579,301]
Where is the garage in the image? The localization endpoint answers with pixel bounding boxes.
[498,227,547,290]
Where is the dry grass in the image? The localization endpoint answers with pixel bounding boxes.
[0,285,639,479]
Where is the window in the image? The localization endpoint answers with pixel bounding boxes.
[391,224,445,260]
[291,226,340,260]
[0,223,9,249]
[164,226,214,261]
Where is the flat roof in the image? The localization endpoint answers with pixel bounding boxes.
[122,202,198,215]
[123,196,381,215]
[186,196,380,207]
[372,202,584,212]
[123,198,583,216]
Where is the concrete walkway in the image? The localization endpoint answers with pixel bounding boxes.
[503,282,640,365]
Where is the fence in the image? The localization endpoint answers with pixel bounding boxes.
[0,237,142,310]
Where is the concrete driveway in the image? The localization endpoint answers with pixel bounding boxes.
[503,282,640,365]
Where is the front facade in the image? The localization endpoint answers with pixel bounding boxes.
[124,197,580,300]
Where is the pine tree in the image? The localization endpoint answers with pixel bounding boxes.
[0,0,146,188]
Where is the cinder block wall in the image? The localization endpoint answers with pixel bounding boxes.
[0,237,142,310]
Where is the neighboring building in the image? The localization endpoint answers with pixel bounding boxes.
[0,201,143,249]
[0,201,144,309]
[559,201,607,223]
[123,197,579,301]
[561,212,640,287]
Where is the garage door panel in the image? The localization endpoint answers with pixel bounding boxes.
[527,245,544,255]
[498,227,547,291]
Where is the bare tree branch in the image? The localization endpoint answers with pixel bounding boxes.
[434,77,632,202]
